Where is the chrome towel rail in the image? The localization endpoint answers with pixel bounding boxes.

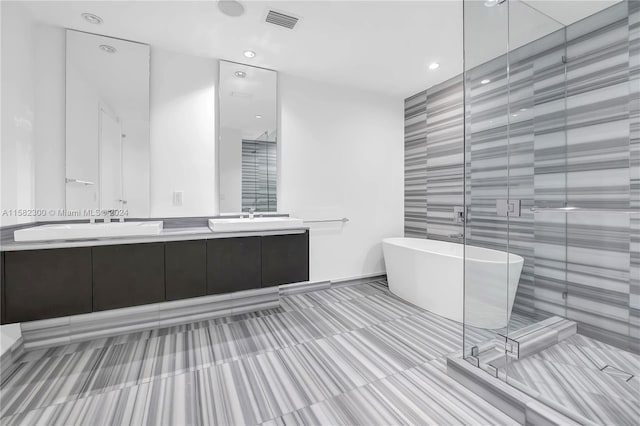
[304,217,350,224]
[530,206,637,214]
[65,178,95,185]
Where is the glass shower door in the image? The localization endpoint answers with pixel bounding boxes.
[462,0,566,379]
[462,0,512,375]
[464,0,638,407]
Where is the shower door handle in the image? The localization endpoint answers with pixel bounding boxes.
[496,199,521,217]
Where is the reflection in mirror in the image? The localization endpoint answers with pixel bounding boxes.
[218,60,277,214]
[65,30,150,217]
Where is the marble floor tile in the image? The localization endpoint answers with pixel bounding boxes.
[262,360,518,426]
[2,280,635,425]
[505,334,640,426]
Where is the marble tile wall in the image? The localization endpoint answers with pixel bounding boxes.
[404,77,464,242]
[404,91,428,238]
[404,1,639,351]
[629,0,640,350]
[426,75,465,241]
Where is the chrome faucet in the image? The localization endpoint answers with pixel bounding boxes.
[104,210,116,223]
[248,208,255,219]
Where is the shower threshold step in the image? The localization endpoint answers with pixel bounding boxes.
[495,316,577,360]
[472,317,577,373]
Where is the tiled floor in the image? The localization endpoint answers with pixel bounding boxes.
[0,280,518,425]
[506,334,640,426]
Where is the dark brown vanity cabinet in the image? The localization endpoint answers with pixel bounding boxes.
[92,243,165,311]
[3,247,93,323]
[261,231,309,287]
[1,231,309,324]
[207,237,261,294]
[1,252,5,324]
[165,240,207,301]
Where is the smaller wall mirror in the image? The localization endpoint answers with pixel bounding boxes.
[65,30,150,217]
[218,60,277,214]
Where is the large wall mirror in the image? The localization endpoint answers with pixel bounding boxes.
[65,30,150,217]
[218,60,277,214]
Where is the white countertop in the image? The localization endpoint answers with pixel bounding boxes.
[0,226,309,251]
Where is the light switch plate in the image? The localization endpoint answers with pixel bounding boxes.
[173,191,183,206]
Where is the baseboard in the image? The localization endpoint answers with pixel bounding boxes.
[331,272,387,288]
[17,274,385,352]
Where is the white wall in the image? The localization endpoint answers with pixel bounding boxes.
[219,127,242,213]
[150,49,217,217]
[1,2,37,226]
[279,75,404,281]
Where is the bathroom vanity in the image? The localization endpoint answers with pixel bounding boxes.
[0,228,309,324]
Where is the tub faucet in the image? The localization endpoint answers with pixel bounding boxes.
[453,206,465,224]
[248,208,255,219]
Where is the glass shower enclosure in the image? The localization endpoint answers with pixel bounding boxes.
[462,0,638,423]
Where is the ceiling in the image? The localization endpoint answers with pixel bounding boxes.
[22,0,621,99]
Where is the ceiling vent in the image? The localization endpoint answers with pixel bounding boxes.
[265,10,299,30]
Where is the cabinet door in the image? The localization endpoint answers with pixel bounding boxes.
[261,231,309,287]
[1,252,5,324]
[92,243,165,311]
[207,237,261,294]
[4,248,92,323]
[165,240,207,301]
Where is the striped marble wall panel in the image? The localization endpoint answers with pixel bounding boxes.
[425,75,464,241]
[563,4,632,349]
[629,0,640,350]
[404,91,428,238]
[531,30,571,321]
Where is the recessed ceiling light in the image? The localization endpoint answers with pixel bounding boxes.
[481,79,491,84]
[520,108,528,112]
[234,71,246,78]
[218,0,245,17]
[255,115,262,119]
[428,62,440,70]
[511,113,518,117]
[99,45,117,54]
[243,50,256,58]
[81,13,103,24]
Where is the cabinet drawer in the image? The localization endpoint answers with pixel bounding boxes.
[165,240,207,301]
[207,237,261,294]
[92,243,165,311]
[261,231,309,287]
[4,247,92,323]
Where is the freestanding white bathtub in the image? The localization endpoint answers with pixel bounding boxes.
[382,238,524,329]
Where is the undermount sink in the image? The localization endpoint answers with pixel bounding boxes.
[208,217,304,232]
[14,221,164,242]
